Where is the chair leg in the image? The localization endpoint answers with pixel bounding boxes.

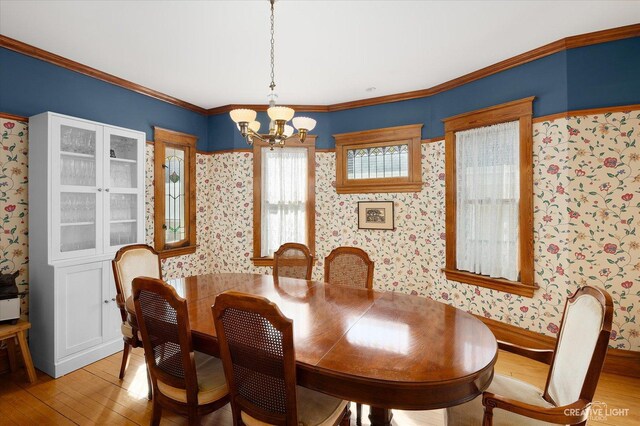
[340,404,351,426]
[119,342,131,380]
[187,407,199,426]
[151,398,162,426]
[356,403,362,426]
[146,364,153,401]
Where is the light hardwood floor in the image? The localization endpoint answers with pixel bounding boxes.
[0,347,638,425]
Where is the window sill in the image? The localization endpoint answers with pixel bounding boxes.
[336,181,422,194]
[251,257,274,267]
[441,268,537,298]
[159,245,197,259]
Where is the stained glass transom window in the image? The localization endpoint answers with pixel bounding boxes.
[346,144,409,179]
[164,147,185,244]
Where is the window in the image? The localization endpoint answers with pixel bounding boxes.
[334,124,422,193]
[153,127,197,257]
[443,97,535,297]
[252,136,316,266]
[347,145,409,179]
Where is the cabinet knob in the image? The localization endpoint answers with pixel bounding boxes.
[105,188,110,192]
[104,300,109,304]
[97,188,103,192]
[111,298,116,302]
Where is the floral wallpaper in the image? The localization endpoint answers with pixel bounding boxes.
[0,117,29,320]
[144,145,215,280]
[4,108,639,352]
[201,110,640,351]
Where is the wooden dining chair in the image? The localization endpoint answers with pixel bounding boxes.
[273,242,313,280]
[212,291,351,426]
[112,243,162,391]
[324,246,374,424]
[133,277,229,426]
[324,247,374,289]
[446,286,613,426]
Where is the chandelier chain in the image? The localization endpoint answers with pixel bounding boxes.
[269,0,276,91]
[228,0,316,147]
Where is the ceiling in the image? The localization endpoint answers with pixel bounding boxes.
[1,1,639,109]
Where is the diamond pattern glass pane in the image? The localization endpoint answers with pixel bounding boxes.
[346,144,409,179]
[165,147,185,243]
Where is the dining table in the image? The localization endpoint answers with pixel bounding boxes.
[165,272,498,426]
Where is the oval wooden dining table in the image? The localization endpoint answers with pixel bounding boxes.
[166,273,498,426]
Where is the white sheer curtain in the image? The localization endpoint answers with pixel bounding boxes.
[455,121,520,281]
[261,147,308,257]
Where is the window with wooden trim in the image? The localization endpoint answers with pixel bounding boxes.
[334,124,423,193]
[443,97,536,297]
[153,127,197,257]
[252,136,316,267]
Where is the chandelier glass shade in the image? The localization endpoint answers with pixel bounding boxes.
[229,0,316,148]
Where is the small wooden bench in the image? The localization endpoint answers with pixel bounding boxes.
[0,320,37,383]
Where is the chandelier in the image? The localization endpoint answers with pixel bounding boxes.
[229,0,316,148]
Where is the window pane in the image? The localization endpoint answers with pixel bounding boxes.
[261,147,307,257]
[346,144,409,179]
[455,121,520,281]
[165,147,186,244]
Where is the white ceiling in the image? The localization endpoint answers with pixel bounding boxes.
[1,1,639,109]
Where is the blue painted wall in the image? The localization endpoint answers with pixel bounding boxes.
[2,37,639,152]
[567,37,640,110]
[209,49,569,150]
[0,48,209,150]
[208,37,640,151]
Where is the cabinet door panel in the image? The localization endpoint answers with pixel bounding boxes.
[103,263,122,342]
[51,116,104,260]
[103,126,145,253]
[57,263,105,358]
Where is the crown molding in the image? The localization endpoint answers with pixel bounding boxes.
[2,23,638,116]
[207,23,640,115]
[0,35,208,115]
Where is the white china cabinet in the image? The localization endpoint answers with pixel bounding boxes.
[29,112,145,377]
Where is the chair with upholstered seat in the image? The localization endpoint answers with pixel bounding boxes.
[133,277,229,425]
[212,291,351,426]
[446,286,613,426]
[112,244,162,386]
[324,247,374,289]
[274,242,313,280]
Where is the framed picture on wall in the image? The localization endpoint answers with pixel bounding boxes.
[358,201,394,230]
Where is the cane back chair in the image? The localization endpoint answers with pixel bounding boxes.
[212,291,350,426]
[324,247,374,290]
[273,243,313,280]
[132,277,229,425]
[324,246,374,424]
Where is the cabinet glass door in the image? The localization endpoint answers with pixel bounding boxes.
[52,117,103,259]
[60,124,98,186]
[104,127,143,251]
[60,192,98,252]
